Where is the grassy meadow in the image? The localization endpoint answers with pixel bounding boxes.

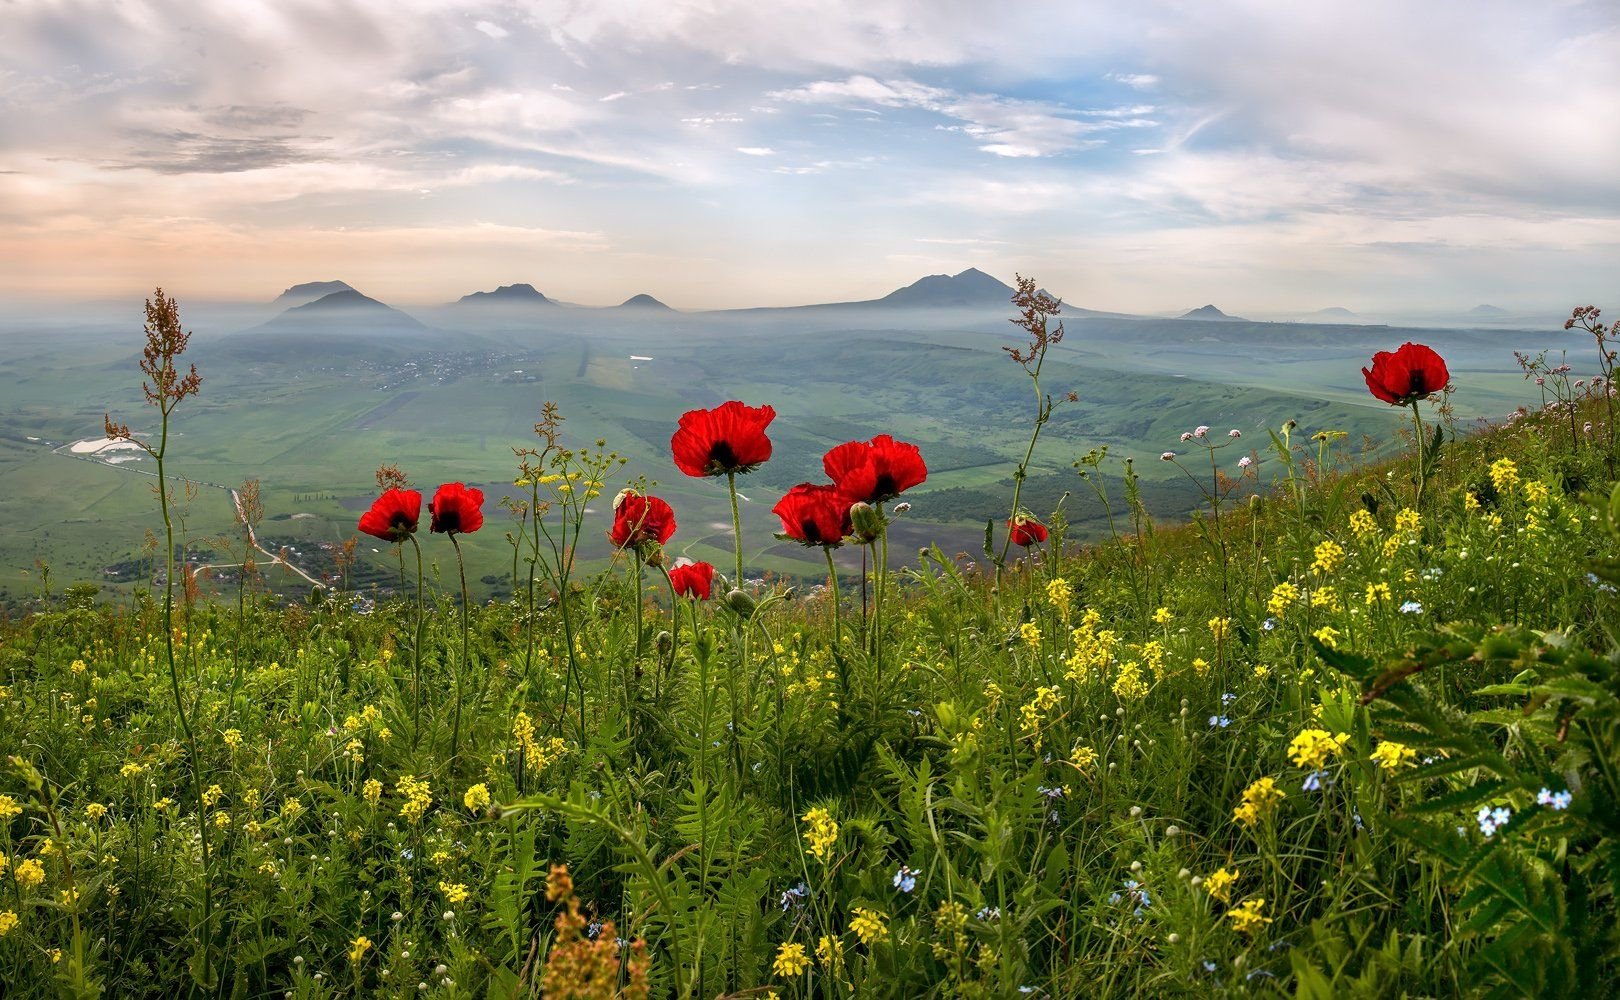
[0,294,1617,997]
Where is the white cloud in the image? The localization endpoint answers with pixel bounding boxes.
[473,20,509,39]
[735,146,775,156]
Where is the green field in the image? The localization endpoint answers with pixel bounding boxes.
[0,306,1560,608]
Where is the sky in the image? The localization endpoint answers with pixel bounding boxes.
[1,0,1617,315]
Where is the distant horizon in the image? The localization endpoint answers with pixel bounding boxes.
[0,265,1584,326]
[2,1,1615,317]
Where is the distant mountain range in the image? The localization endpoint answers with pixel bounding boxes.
[243,273,1546,335]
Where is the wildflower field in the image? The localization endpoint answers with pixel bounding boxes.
[2,287,1619,998]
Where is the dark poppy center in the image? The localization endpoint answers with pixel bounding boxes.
[872,473,897,500]
[707,441,737,473]
[799,517,825,544]
[438,511,462,532]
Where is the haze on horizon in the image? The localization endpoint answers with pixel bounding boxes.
[1,0,1616,317]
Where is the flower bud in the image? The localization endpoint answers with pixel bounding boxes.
[848,502,885,542]
[725,589,757,618]
[655,631,673,657]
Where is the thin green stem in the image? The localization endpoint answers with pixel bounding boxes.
[449,532,470,759]
[823,546,841,644]
[407,533,425,749]
[1411,400,1428,508]
[727,470,744,590]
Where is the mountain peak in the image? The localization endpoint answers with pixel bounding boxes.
[456,283,552,305]
[617,293,672,310]
[272,280,356,307]
[1180,304,1240,321]
[289,289,393,313]
[879,268,1015,308]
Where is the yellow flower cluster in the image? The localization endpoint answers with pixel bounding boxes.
[0,911,17,936]
[1268,581,1300,615]
[1365,582,1391,606]
[1139,640,1167,680]
[1203,866,1239,904]
[1370,741,1417,771]
[1020,686,1063,742]
[439,881,470,904]
[1152,606,1174,625]
[1288,729,1350,769]
[1525,480,1550,506]
[1019,621,1042,649]
[1233,777,1285,828]
[816,934,845,969]
[119,763,146,779]
[850,907,889,945]
[1393,508,1421,534]
[1111,661,1148,702]
[84,802,107,821]
[1064,609,1118,681]
[363,779,382,806]
[1348,509,1379,540]
[1310,586,1340,611]
[773,942,809,977]
[801,806,839,862]
[1045,577,1074,623]
[1489,457,1519,493]
[222,728,242,749]
[1311,539,1346,575]
[1228,897,1272,934]
[463,783,491,811]
[1069,744,1098,772]
[1208,617,1231,642]
[202,784,224,807]
[348,936,372,963]
[398,775,433,823]
[14,858,45,888]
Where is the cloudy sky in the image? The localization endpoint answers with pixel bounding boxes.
[1,0,1616,314]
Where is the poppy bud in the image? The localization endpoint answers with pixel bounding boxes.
[725,589,757,618]
[655,631,674,657]
[849,502,885,542]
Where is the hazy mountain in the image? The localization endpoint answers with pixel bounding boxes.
[454,283,553,306]
[1180,304,1243,321]
[271,280,356,308]
[1467,304,1511,318]
[877,267,1016,308]
[615,293,673,311]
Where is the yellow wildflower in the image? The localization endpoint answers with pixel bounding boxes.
[202,784,223,807]
[153,797,174,812]
[1112,661,1148,702]
[1311,539,1345,575]
[463,783,492,812]
[398,775,433,823]
[1365,582,1391,606]
[1045,578,1074,622]
[439,881,470,905]
[1393,508,1421,534]
[816,934,845,969]
[348,936,372,963]
[0,911,17,936]
[1313,626,1341,649]
[281,799,304,820]
[14,858,45,888]
[1348,509,1378,540]
[84,802,107,821]
[222,729,242,749]
[1233,777,1285,828]
[801,807,839,862]
[1069,744,1098,772]
[1209,617,1231,642]
[119,763,146,779]
[772,942,810,977]
[1268,581,1300,616]
[850,907,889,946]
[363,779,383,806]
[1019,621,1042,649]
[1370,741,1417,772]
[1228,897,1272,934]
[1204,867,1239,904]
[1489,458,1519,493]
[1288,729,1350,770]
[1152,606,1174,625]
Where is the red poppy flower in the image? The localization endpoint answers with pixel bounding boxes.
[772,483,854,547]
[358,488,422,542]
[1008,514,1048,547]
[822,434,927,504]
[429,482,484,535]
[610,491,677,548]
[668,559,716,600]
[1362,342,1450,406]
[671,400,776,477]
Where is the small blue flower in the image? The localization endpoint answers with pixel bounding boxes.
[1209,715,1232,728]
[1261,617,1276,631]
[977,906,1000,921]
[1302,770,1330,793]
[779,882,809,911]
[1221,692,1238,706]
[1399,600,1423,614]
[1536,787,1573,811]
[1477,804,1512,837]
[1037,785,1064,800]
[1201,959,1218,973]
[892,866,918,894]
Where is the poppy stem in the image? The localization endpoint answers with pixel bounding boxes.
[1410,400,1427,508]
[823,546,841,644]
[727,470,744,592]
[407,533,425,750]
[449,532,469,760]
